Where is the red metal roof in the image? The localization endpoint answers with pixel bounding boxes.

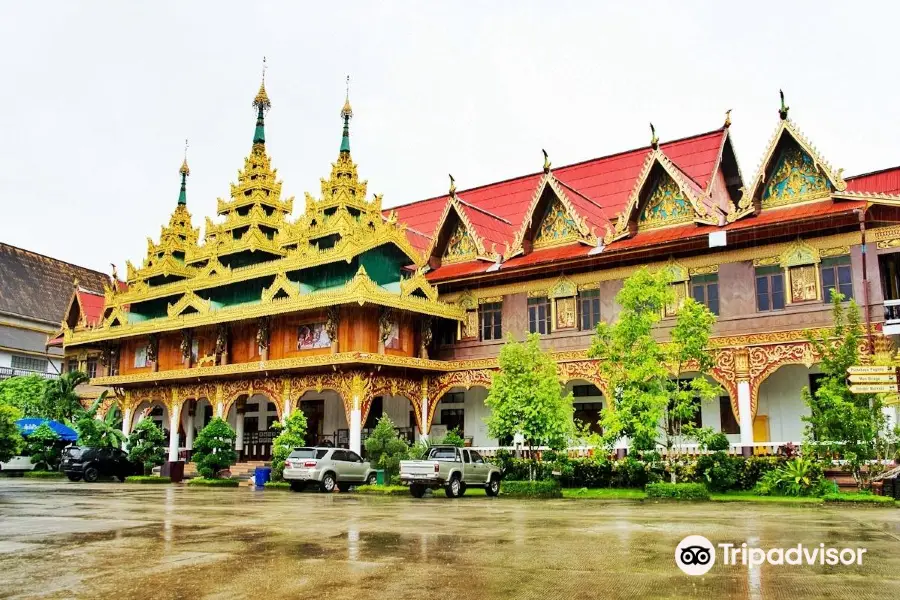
[846,167,900,195]
[77,290,105,326]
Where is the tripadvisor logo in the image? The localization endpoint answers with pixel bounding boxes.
[675,536,867,575]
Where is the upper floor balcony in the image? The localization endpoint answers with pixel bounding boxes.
[0,367,60,381]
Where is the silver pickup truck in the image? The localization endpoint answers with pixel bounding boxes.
[399,445,502,498]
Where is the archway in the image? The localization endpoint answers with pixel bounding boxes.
[756,364,819,444]
[564,379,605,437]
[429,385,492,446]
[294,389,348,448]
[227,393,279,461]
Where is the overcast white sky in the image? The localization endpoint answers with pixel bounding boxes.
[1,1,898,275]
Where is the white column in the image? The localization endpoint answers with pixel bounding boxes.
[350,402,362,455]
[283,397,291,424]
[216,401,224,418]
[419,394,429,442]
[167,406,180,462]
[121,407,133,451]
[235,408,245,453]
[737,381,754,446]
[184,409,195,451]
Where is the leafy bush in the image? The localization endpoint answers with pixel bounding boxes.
[754,457,831,497]
[440,427,465,448]
[73,392,124,449]
[696,452,740,492]
[736,456,784,491]
[186,477,239,487]
[127,419,167,475]
[23,423,62,471]
[23,470,64,479]
[645,482,710,500]
[611,456,657,488]
[125,475,172,484]
[500,479,562,498]
[355,484,409,496]
[0,403,23,463]
[192,418,237,479]
[263,481,291,490]
[364,414,409,481]
[0,376,49,419]
[271,410,307,481]
[704,432,731,452]
[823,492,894,504]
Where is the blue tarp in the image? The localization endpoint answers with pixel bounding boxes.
[16,418,78,442]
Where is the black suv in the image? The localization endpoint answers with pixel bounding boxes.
[61,446,137,482]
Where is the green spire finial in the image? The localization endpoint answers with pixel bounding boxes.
[252,57,271,146]
[340,75,352,155]
[178,139,190,206]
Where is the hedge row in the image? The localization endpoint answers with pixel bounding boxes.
[186,477,240,487]
[23,470,65,479]
[823,493,895,505]
[355,485,409,496]
[645,483,710,500]
[263,481,291,490]
[501,480,563,498]
[124,476,172,484]
[493,452,785,492]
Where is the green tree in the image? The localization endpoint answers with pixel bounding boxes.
[0,375,49,418]
[73,392,125,449]
[802,293,884,488]
[127,418,167,475]
[192,417,237,479]
[44,371,89,422]
[485,334,574,473]
[0,403,23,463]
[271,409,308,481]
[588,268,719,464]
[364,414,409,481]
[22,423,62,470]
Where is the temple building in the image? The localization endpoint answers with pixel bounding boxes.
[62,76,900,463]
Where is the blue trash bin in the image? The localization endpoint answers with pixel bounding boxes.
[254,466,272,487]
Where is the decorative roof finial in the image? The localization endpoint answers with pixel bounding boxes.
[724,109,732,128]
[448,174,457,197]
[650,122,659,148]
[340,75,353,155]
[252,57,271,146]
[178,138,190,205]
[542,149,551,174]
[779,89,789,120]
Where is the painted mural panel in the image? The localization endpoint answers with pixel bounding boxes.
[639,176,692,230]
[762,146,830,208]
[297,322,331,350]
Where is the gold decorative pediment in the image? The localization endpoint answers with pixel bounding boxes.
[400,270,438,302]
[638,175,695,230]
[778,239,820,268]
[661,260,689,283]
[104,306,129,328]
[548,275,578,299]
[261,273,300,302]
[456,290,478,311]
[167,291,211,318]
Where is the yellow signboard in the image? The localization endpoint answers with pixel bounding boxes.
[848,374,898,384]
[847,366,897,375]
[849,384,899,394]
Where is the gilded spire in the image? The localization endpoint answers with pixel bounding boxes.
[650,122,659,149]
[178,139,190,205]
[724,109,732,128]
[778,89,789,120]
[448,174,456,197]
[542,149,551,173]
[252,57,271,146]
[340,75,353,155]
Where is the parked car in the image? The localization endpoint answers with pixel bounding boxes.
[60,446,137,482]
[283,447,377,492]
[399,446,502,498]
[0,456,36,474]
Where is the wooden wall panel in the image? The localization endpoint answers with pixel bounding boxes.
[229,323,260,364]
[338,306,378,353]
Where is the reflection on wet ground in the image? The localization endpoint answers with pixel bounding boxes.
[0,479,898,599]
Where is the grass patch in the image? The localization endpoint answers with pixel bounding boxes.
[563,487,647,500]
[355,484,409,496]
[710,491,823,504]
[263,481,291,490]
[823,493,895,505]
[124,476,172,484]
[501,480,562,498]
[23,470,65,479]
[186,477,239,487]
[645,483,710,501]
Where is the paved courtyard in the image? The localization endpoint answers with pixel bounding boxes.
[0,480,898,599]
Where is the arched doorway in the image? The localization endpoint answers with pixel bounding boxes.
[295,389,347,448]
[565,379,605,437]
[363,394,418,445]
[229,393,280,461]
[756,364,818,444]
[430,385,491,446]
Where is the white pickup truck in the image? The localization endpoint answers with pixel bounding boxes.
[399,445,501,498]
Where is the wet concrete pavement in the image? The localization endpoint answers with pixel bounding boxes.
[0,479,898,599]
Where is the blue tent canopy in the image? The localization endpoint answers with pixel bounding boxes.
[16,418,78,442]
